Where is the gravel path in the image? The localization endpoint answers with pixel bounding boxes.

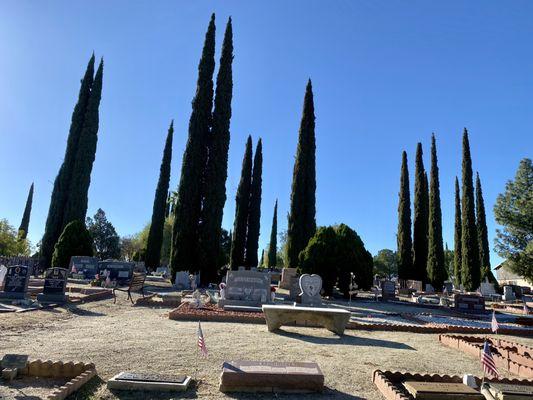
[1,298,532,400]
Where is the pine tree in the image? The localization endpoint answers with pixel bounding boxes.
[397,151,413,279]
[199,17,233,284]
[145,122,174,271]
[18,183,34,239]
[245,139,263,267]
[267,200,278,268]
[426,134,446,289]
[62,58,104,225]
[413,143,428,283]
[287,80,317,267]
[230,136,253,269]
[460,128,481,291]
[476,172,497,284]
[453,177,462,287]
[40,55,95,268]
[171,15,216,278]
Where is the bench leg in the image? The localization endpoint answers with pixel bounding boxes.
[113,289,117,304]
[128,291,134,305]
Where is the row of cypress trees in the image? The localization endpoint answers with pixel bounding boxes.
[40,54,104,268]
[397,134,446,288]
[170,15,234,284]
[229,136,263,268]
[454,129,497,291]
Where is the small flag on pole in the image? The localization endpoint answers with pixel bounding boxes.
[491,311,499,334]
[481,341,499,377]
[197,321,208,357]
[524,302,530,315]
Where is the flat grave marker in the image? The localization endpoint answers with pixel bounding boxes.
[219,360,324,393]
[486,382,533,399]
[403,381,483,399]
[107,371,191,392]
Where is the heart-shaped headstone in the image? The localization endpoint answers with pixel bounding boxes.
[299,274,322,297]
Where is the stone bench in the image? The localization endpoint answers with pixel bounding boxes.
[262,305,351,335]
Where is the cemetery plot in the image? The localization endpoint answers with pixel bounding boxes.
[169,301,265,324]
[0,265,30,300]
[37,267,68,304]
[439,335,533,379]
[372,369,533,400]
[219,360,324,393]
[107,371,191,392]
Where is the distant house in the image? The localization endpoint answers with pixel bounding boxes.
[495,261,532,289]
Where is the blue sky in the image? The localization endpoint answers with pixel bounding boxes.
[1,1,532,269]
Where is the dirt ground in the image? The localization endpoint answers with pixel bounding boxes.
[1,296,532,400]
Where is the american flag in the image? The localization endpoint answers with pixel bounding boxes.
[481,341,499,377]
[197,321,208,357]
[491,311,499,334]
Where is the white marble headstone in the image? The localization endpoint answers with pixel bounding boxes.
[299,274,323,306]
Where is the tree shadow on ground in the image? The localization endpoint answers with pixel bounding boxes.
[223,387,365,399]
[275,329,415,350]
[105,378,200,399]
[66,305,106,317]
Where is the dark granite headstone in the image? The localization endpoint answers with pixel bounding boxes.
[454,293,485,313]
[37,267,68,303]
[69,256,99,279]
[1,354,28,369]
[381,280,397,301]
[0,265,30,299]
[98,260,134,283]
[219,270,271,308]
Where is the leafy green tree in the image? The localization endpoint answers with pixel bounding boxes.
[397,151,413,279]
[267,200,278,267]
[18,182,34,240]
[230,136,253,269]
[199,17,234,284]
[0,219,31,256]
[453,177,462,287]
[373,249,398,279]
[493,158,533,282]
[51,220,93,268]
[287,80,317,267]
[413,142,428,283]
[299,224,372,296]
[40,55,95,268]
[461,128,481,291]
[171,15,216,278]
[86,208,120,260]
[145,122,173,270]
[427,134,447,289]
[245,139,263,267]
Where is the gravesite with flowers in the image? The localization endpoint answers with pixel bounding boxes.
[1,2,533,400]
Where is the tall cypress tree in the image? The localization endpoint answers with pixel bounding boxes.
[397,151,413,279]
[145,122,174,270]
[245,139,263,267]
[171,15,216,278]
[413,143,428,283]
[40,55,95,268]
[18,183,34,239]
[427,134,446,289]
[453,177,462,287]
[267,199,278,267]
[199,18,233,283]
[286,80,317,267]
[230,136,253,269]
[476,172,497,285]
[63,58,104,225]
[460,128,481,291]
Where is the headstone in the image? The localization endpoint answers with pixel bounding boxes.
[381,280,397,301]
[443,282,453,294]
[425,283,435,293]
[219,360,324,393]
[218,270,271,308]
[454,293,485,313]
[0,265,7,288]
[107,371,191,392]
[155,266,169,277]
[279,268,297,289]
[503,285,516,301]
[298,274,322,307]
[486,382,533,399]
[0,265,30,299]
[403,381,483,399]
[98,260,134,283]
[288,275,301,301]
[69,256,99,279]
[37,267,68,303]
[407,279,423,292]
[1,354,29,382]
[174,271,191,289]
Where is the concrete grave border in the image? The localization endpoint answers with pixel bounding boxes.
[5,358,96,400]
[372,369,533,400]
[438,334,533,379]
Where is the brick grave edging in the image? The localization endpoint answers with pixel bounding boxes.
[372,369,533,400]
[16,359,96,400]
[168,303,265,324]
[439,334,533,379]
